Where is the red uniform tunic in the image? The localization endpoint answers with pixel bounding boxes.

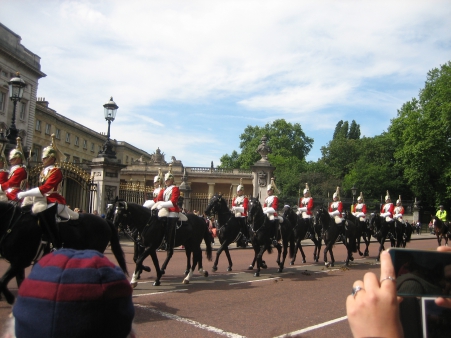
[0,169,9,184]
[39,165,66,204]
[329,200,343,217]
[157,185,180,213]
[264,195,278,217]
[394,205,404,219]
[298,197,314,216]
[381,203,394,217]
[232,195,249,217]
[353,202,367,216]
[1,165,27,201]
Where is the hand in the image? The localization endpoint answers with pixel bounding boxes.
[17,192,25,200]
[435,246,451,309]
[346,250,403,338]
[151,202,160,210]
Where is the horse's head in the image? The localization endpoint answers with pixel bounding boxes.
[112,200,129,230]
[314,206,329,228]
[247,196,262,224]
[204,193,224,216]
[369,212,381,231]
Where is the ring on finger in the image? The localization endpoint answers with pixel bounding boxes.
[351,285,364,298]
[380,276,396,284]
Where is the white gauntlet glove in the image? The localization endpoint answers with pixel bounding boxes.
[17,187,43,200]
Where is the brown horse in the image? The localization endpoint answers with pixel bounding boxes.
[432,215,449,246]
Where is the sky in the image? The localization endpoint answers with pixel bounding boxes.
[1,1,451,167]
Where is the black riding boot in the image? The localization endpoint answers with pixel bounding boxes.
[165,217,177,251]
[38,208,62,249]
[271,220,278,246]
[239,217,249,242]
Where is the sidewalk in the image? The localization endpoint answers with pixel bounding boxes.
[119,230,438,250]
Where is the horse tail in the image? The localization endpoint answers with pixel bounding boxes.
[289,236,295,258]
[106,219,128,276]
[203,224,213,261]
[348,223,357,253]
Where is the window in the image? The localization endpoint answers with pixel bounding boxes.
[32,145,42,162]
[35,120,41,131]
[74,136,79,146]
[19,102,26,120]
[55,129,61,139]
[45,123,51,135]
[91,142,95,152]
[98,145,101,153]
[73,156,79,163]
[0,92,5,112]
[83,139,87,149]
[1,70,7,77]
[126,155,129,164]
[64,153,70,162]
[65,132,70,143]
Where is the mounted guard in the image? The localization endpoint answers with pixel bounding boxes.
[380,190,394,221]
[17,134,79,247]
[0,142,10,201]
[352,192,367,221]
[143,168,163,209]
[232,178,249,244]
[393,195,405,222]
[0,137,27,203]
[298,183,314,220]
[263,177,279,246]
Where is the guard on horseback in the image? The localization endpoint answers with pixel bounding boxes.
[143,168,163,209]
[0,144,10,201]
[152,165,180,251]
[232,178,249,245]
[352,192,367,220]
[0,137,27,203]
[263,177,279,246]
[298,183,314,218]
[17,134,79,248]
[393,195,405,222]
[380,191,394,221]
[329,186,345,240]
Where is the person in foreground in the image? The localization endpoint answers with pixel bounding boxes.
[346,247,451,338]
[2,248,136,338]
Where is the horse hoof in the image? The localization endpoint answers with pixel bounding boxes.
[376,258,380,262]
[131,282,138,288]
[184,270,189,276]
[227,267,232,272]
[359,252,363,256]
[350,257,354,261]
[183,279,190,284]
[325,262,330,268]
[248,265,254,270]
[302,259,306,263]
[153,281,161,286]
[331,263,335,267]
[203,271,209,277]
[277,268,283,273]
[254,272,260,277]
[290,262,294,266]
[212,266,218,272]
[161,270,166,275]
[261,263,267,269]
[143,266,151,272]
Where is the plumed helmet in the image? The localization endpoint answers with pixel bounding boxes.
[357,192,364,202]
[164,164,174,181]
[303,183,310,196]
[237,178,244,192]
[396,195,402,204]
[42,134,62,164]
[385,190,391,202]
[154,168,163,184]
[267,177,280,194]
[9,137,25,163]
[333,186,340,199]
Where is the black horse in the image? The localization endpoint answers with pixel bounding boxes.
[204,193,246,272]
[0,202,127,304]
[345,212,371,257]
[112,201,212,286]
[432,215,449,246]
[315,207,357,267]
[283,206,309,264]
[368,212,393,261]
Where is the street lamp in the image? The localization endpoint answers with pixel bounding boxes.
[98,97,118,158]
[7,73,26,144]
[351,184,357,204]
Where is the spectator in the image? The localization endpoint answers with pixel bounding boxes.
[429,219,434,234]
[92,209,99,216]
[74,207,80,213]
[2,249,135,338]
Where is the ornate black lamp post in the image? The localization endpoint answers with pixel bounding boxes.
[351,184,357,204]
[6,73,26,145]
[98,97,118,158]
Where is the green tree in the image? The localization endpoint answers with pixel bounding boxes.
[389,61,451,206]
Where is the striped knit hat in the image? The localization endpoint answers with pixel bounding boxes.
[13,249,134,338]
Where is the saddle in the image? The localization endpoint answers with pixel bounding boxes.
[157,208,188,222]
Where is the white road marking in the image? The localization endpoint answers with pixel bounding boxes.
[135,304,246,338]
[229,276,281,285]
[132,289,188,297]
[273,316,348,337]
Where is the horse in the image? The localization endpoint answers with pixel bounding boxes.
[345,211,371,257]
[402,220,413,247]
[315,207,357,267]
[0,202,127,305]
[432,215,449,246]
[283,206,310,264]
[368,212,393,261]
[392,218,406,248]
[112,200,212,286]
[204,193,247,272]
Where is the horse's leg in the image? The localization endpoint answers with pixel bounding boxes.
[15,268,25,288]
[249,245,258,270]
[212,239,228,272]
[160,248,175,275]
[323,240,330,267]
[183,248,198,284]
[148,249,163,286]
[290,238,298,265]
[278,238,288,272]
[254,245,266,277]
[223,247,233,271]
[329,246,336,267]
[376,237,385,261]
[131,246,154,288]
[364,233,370,256]
[0,265,22,304]
[184,248,192,276]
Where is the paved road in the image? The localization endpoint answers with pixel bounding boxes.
[0,233,442,337]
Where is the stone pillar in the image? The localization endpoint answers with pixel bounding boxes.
[413,197,420,223]
[89,157,126,214]
[207,183,215,198]
[251,135,275,204]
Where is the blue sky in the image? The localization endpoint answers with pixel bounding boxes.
[1,1,450,166]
